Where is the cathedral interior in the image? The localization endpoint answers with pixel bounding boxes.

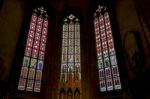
[0,0,150,99]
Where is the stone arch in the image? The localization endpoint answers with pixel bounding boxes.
[74,88,80,99]
[59,88,66,99]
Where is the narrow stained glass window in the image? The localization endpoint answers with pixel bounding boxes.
[18,7,49,92]
[94,5,121,92]
[60,14,81,83]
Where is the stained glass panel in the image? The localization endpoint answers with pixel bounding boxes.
[42,27,48,35]
[36,25,42,33]
[22,56,30,67]
[26,80,34,91]
[30,22,36,30]
[31,14,37,23]
[37,17,43,25]
[28,30,34,38]
[34,81,41,92]
[41,35,46,43]
[39,51,44,60]
[43,19,48,27]
[94,5,121,92]
[35,70,42,80]
[37,60,43,70]
[25,47,32,56]
[30,58,37,68]
[60,14,81,83]
[18,7,48,92]
[26,38,33,47]
[32,49,38,58]
[18,78,26,90]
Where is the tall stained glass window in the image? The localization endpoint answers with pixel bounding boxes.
[60,14,81,83]
[94,5,121,92]
[18,7,49,92]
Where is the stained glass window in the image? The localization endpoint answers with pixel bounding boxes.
[60,14,81,83]
[18,7,48,92]
[94,5,121,92]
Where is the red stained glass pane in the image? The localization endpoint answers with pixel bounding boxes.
[36,25,42,33]
[35,32,41,41]
[32,49,38,58]
[30,22,36,30]
[41,35,46,43]
[43,19,48,27]
[28,30,34,38]
[42,27,47,35]
[39,42,45,51]
[39,51,45,60]
[26,80,34,91]
[33,40,40,49]
[31,14,37,23]
[18,78,26,90]
[25,46,32,56]
[37,17,43,25]
[26,38,33,47]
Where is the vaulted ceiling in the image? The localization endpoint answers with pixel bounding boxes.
[25,0,113,15]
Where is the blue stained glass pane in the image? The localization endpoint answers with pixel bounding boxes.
[38,60,43,70]
[39,63,42,69]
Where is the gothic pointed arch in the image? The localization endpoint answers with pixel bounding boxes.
[67,88,73,99]
[59,88,66,99]
[74,88,80,99]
